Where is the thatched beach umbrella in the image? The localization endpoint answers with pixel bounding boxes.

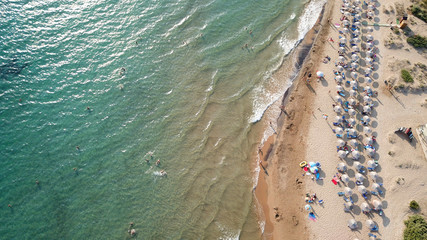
[337,139,346,147]
[366,42,373,49]
[343,27,349,34]
[348,219,357,229]
[365,77,372,84]
[364,137,373,145]
[344,12,351,17]
[368,5,374,10]
[367,26,373,32]
[361,202,371,212]
[354,13,361,19]
[335,95,343,103]
[341,174,350,184]
[369,171,379,181]
[339,46,346,52]
[334,105,343,114]
[355,173,365,182]
[367,160,377,169]
[351,72,358,79]
[337,65,344,73]
[344,187,353,197]
[373,200,382,210]
[344,201,353,211]
[338,162,347,172]
[352,150,361,160]
[367,49,374,56]
[352,37,361,43]
[338,150,347,159]
[348,129,357,136]
[363,96,372,104]
[355,7,362,13]
[354,29,361,36]
[338,56,345,63]
[365,57,373,64]
[367,11,374,18]
[349,89,357,97]
[348,108,357,116]
[340,37,347,44]
[354,0,361,5]
[349,98,357,106]
[351,62,359,69]
[367,35,374,41]
[364,86,372,92]
[365,68,372,75]
[316,71,324,77]
[354,21,361,27]
[335,75,343,83]
[335,127,344,134]
[343,20,350,26]
[335,116,343,123]
[350,80,358,88]
[336,85,344,92]
[349,139,358,148]
[363,126,372,134]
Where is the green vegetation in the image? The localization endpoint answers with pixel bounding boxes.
[412,5,427,22]
[401,69,414,83]
[404,215,427,240]
[407,35,427,48]
[410,200,420,210]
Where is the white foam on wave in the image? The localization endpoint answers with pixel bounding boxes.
[297,0,327,39]
[216,222,241,240]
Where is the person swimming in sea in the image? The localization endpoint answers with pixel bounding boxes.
[156,159,160,166]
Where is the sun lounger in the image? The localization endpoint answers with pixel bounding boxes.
[338,92,345,97]
[336,134,343,138]
[395,127,414,142]
[368,233,377,238]
[338,192,345,196]
[371,226,378,231]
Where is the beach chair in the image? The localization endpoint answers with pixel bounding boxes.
[336,134,343,138]
[338,92,345,97]
[338,192,345,196]
[371,191,378,196]
[368,233,377,239]
[362,193,368,200]
[371,226,379,232]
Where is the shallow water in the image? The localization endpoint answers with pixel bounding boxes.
[0,0,325,238]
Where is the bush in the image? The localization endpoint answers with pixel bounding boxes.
[407,35,427,48]
[404,215,427,240]
[412,5,427,22]
[410,200,420,210]
[401,69,414,83]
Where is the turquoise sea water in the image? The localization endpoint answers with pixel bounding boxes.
[0,0,325,239]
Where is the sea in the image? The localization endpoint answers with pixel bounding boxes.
[0,0,326,239]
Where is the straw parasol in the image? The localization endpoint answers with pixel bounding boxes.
[368,5,374,10]
[366,50,374,56]
[339,46,346,52]
[365,77,372,84]
[366,42,373,49]
[352,150,361,160]
[343,20,350,26]
[340,37,347,44]
[364,137,373,145]
[344,187,353,197]
[361,202,371,212]
[341,174,350,183]
[367,26,373,32]
[364,86,372,92]
[349,139,358,148]
[337,139,346,147]
[355,173,365,182]
[348,219,357,229]
[349,98,356,106]
[351,71,358,79]
[344,12,351,17]
[343,27,349,34]
[336,85,344,92]
[367,160,377,169]
[369,171,379,181]
[365,57,373,64]
[373,200,382,210]
[351,62,359,69]
[348,109,357,116]
[354,21,361,27]
[365,68,372,75]
[367,11,374,18]
[348,129,357,136]
[338,162,347,172]
[367,34,374,41]
[354,0,361,5]
[349,89,357,97]
[337,65,344,72]
[355,7,361,13]
[305,204,312,211]
[353,29,361,36]
[334,105,343,114]
[335,116,343,123]
[335,95,343,103]
[338,150,347,159]
[338,56,345,63]
[344,201,353,211]
[316,71,324,77]
[352,37,361,43]
[335,75,343,83]
[363,106,371,113]
[363,126,372,134]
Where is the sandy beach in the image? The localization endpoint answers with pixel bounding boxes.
[256,0,427,239]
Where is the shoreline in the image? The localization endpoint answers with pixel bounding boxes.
[254,0,334,239]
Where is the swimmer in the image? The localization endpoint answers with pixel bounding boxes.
[130,229,136,236]
[8,204,12,208]
[130,222,134,226]
[156,159,160,166]
[73,167,77,171]
[36,180,39,185]
[86,107,90,111]
[249,30,252,34]
[76,146,80,150]
[160,170,167,176]
[145,158,149,163]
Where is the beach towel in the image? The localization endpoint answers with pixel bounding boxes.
[308,212,317,222]
[332,179,338,185]
[316,172,320,180]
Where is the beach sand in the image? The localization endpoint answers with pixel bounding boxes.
[256,0,427,239]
